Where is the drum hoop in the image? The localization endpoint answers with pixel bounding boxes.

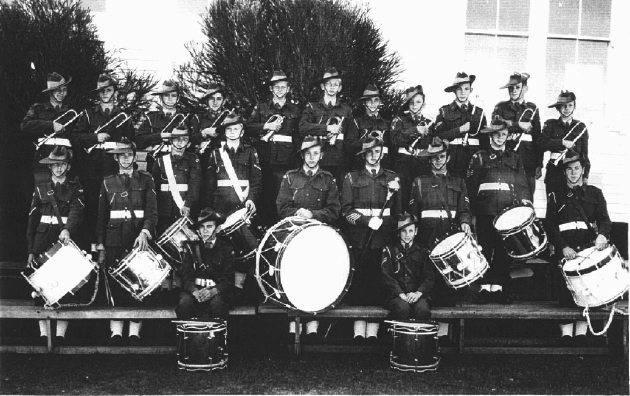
[563,245,619,277]
[429,232,469,260]
[443,261,489,289]
[108,246,171,301]
[390,358,440,373]
[219,207,251,236]
[493,204,536,236]
[506,233,548,261]
[177,360,228,371]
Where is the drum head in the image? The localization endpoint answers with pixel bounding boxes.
[563,246,610,273]
[431,233,465,257]
[279,225,350,313]
[494,206,533,232]
[220,208,248,233]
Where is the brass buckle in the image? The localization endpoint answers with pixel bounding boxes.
[120,191,128,198]
[47,190,55,196]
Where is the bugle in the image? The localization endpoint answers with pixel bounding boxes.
[261,114,285,142]
[326,116,344,145]
[85,113,132,154]
[552,122,590,166]
[197,109,231,154]
[407,117,434,154]
[149,114,190,158]
[34,110,82,150]
[513,107,538,151]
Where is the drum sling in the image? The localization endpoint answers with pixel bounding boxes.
[218,147,248,203]
[161,155,186,210]
[426,181,455,248]
[566,191,598,242]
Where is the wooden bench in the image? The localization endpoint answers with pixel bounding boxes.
[286,301,629,356]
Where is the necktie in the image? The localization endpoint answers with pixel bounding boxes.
[371,169,376,177]
[104,108,111,116]
[307,170,313,177]
[328,101,333,108]
[55,106,60,112]
[121,174,130,189]
[406,243,411,251]
[205,241,214,250]
[165,113,173,119]
[461,104,468,112]
[274,103,281,110]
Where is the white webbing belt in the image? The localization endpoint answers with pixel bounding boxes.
[559,221,589,232]
[160,184,188,192]
[40,215,68,224]
[422,210,456,218]
[90,142,118,150]
[270,135,292,143]
[218,147,249,203]
[356,208,391,217]
[162,155,186,210]
[195,278,216,288]
[479,182,511,192]
[550,152,562,160]
[217,180,249,188]
[111,210,144,219]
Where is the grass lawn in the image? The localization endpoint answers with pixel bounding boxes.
[1,350,627,395]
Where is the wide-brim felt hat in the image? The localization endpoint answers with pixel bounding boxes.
[560,150,585,168]
[268,70,290,85]
[358,84,381,101]
[320,67,342,83]
[191,208,225,229]
[219,112,244,129]
[396,214,418,232]
[201,83,225,101]
[444,72,476,93]
[417,137,449,157]
[39,146,72,164]
[548,90,576,108]
[402,85,424,106]
[107,139,136,154]
[170,125,190,138]
[91,73,118,92]
[356,137,384,155]
[42,72,72,93]
[298,135,322,154]
[500,72,530,89]
[480,119,509,134]
[152,80,180,96]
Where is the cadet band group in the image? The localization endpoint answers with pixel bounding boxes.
[22,67,624,363]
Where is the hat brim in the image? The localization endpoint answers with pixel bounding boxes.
[90,81,118,93]
[320,74,342,84]
[298,142,322,155]
[268,77,290,85]
[417,146,448,157]
[444,76,476,93]
[218,120,243,131]
[357,93,380,102]
[547,100,575,108]
[500,81,519,89]
[39,157,68,165]
[480,124,508,134]
[357,143,383,155]
[191,213,225,229]
[108,148,135,154]
[41,76,73,93]
[152,87,179,96]
[395,220,418,232]
[201,89,224,101]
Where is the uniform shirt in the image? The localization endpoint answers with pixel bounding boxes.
[72,105,135,178]
[546,183,611,251]
[381,242,435,299]
[182,238,235,297]
[205,143,262,214]
[434,101,487,146]
[192,109,225,149]
[390,111,433,160]
[27,179,85,254]
[276,167,341,224]
[340,167,401,248]
[246,99,300,165]
[136,109,199,150]
[346,113,393,169]
[492,100,542,171]
[538,117,590,179]
[96,170,158,248]
[21,102,75,167]
[299,98,354,167]
[152,152,202,219]
[408,172,471,234]
[466,148,530,216]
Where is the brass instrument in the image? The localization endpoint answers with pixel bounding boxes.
[149,114,189,158]
[85,113,132,154]
[35,110,82,150]
[261,114,285,142]
[407,117,434,154]
[552,122,590,166]
[197,109,231,154]
[326,116,344,145]
[513,107,538,151]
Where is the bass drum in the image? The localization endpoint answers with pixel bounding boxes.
[255,217,353,314]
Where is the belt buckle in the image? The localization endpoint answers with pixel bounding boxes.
[120,191,128,198]
[396,253,404,260]
[47,190,55,196]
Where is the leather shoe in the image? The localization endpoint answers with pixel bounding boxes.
[475,290,491,304]
[108,335,123,346]
[128,335,141,346]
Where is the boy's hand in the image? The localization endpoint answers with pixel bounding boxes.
[53,122,65,132]
[459,122,470,133]
[97,133,111,143]
[58,229,70,244]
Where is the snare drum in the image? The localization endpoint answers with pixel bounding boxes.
[493,205,547,260]
[561,244,629,308]
[22,240,97,307]
[218,207,265,268]
[175,319,228,372]
[109,246,171,301]
[389,320,440,373]
[156,216,198,269]
[429,232,488,289]
[256,217,353,314]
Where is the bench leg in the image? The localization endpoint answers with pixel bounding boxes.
[294,317,301,356]
[457,319,465,354]
[46,320,53,353]
[623,320,628,358]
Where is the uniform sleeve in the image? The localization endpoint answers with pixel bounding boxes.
[416,249,435,295]
[538,120,563,152]
[434,107,464,141]
[390,174,402,221]
[582,131,591,179]
[151,158,162,197]
[514,155,531,201]
[469,107,487,137]
[595,188,612,239]
[381,247,405,297]
[247,149,262,203]
[185,155,202,209]
[216,247,235,296]
[546,192,567,251]
[96,181,109,245]
[276,172,298,218]
[390,117,419,146]
[340,173,369,228]
[136,115,163,149]
[143,175,158,236]
[20,105,54,136]
[466,152,483,211]
[72,110,99,148]
[531,109,543,168]
[311,177,341,224]
[345,118,364,156]
[204,152,218,207]
[245,104,268,139]
[457,178,472,225]
[65,183,85,236]
[188,115,200,149]
[407,177,422,217]
[27,188,42,254]
[182,250,198,294]
[299,103,328,137]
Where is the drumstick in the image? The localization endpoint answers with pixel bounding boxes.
[359,188,395,258]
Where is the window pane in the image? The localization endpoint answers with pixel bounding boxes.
[548,0,579,35]
[580,0,611,37]
[545,38,576,118]
[498,0,530,31]
[466,0,497,30]
[497,36,528,70]
[578,40,608,67]
[464,34,495,64]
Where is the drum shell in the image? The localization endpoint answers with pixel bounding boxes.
[176,320,228,371]
[429,232,488,289]
[109,246,171,302]
[156,217,198,269]
[562,245,629,308]
[219,208,266,270]
[493,205,548,260]
[390,321,440,373]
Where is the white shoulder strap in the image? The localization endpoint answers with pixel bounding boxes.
[218,146,248,203]
[162,155,186,209]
